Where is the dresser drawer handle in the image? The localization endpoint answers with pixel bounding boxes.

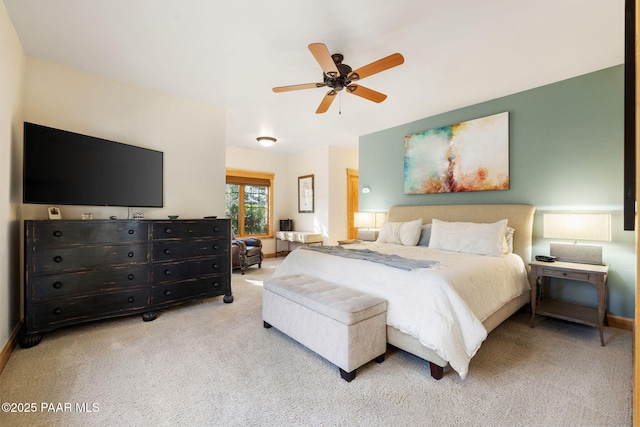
[128,274,135,280]
[53,307,62,315]
[53,230,63,238]
[128,296,135,303]
[163,248,171,255]
[164,290,171,296]
[128,229,135,235]
[53,256,63,263]
[164,228,172,234]
[212,263,220,269]
[213,226,219,232]
[164,269,171,276]
[128,252,134,258]
[52,281,63,289]
[212,244,219,251]
[212,282,220,288]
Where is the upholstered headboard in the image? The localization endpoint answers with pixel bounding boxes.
[386,204,536,263]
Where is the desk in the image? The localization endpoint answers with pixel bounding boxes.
[275,231,323,257]
[529,261,609,346]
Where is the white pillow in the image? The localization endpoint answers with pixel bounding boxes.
[377,218,423,246]
[504,226,515,253]
[428,219,508,257]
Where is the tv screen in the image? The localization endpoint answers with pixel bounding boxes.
[23,122,164,208]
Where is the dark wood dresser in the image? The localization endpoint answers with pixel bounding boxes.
[21,218,232,347]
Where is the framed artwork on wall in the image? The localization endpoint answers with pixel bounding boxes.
[404,111,509,194]
[298,174,314,213]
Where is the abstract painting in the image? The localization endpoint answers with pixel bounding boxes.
[404,111,509,194]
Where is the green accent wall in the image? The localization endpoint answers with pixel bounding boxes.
[359,65,635,318]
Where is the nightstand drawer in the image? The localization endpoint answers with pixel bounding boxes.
[540,268,590,281]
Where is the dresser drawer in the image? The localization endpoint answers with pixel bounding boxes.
[152,239,228,262]
[152,257,229,284]
[152,220,228,240]
[30,265,150,301]
[30,221,148,247]
[31,288,150,330]
[151,276,230,305]
[32,244,149,274]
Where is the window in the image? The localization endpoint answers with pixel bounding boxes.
[225,169,274,237]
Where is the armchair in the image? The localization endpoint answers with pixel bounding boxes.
[231,234,264,274]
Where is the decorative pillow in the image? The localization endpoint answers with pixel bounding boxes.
[428,219,508,257]
[377,218,423,246]
[504,226,515,253]
[417,224,432,246]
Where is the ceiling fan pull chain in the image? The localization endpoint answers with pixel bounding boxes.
[339,91,342,115]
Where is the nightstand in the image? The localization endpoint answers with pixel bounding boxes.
[529,260,609,346]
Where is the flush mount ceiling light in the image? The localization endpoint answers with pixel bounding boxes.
[257,136,276,147]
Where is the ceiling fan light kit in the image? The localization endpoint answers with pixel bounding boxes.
[273,43,404,114]
[257,136,277,147]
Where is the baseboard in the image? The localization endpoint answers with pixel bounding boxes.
[607,314,633,331]
[0,320,23,376]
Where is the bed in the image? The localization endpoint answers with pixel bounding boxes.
[271,204,535,379]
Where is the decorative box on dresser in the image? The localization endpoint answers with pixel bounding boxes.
[21,218,232,348]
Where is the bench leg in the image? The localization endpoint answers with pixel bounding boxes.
[374,353,385,363]
[340,368,356,382]
[263,321,272,329]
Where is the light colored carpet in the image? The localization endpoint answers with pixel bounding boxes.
[0,258,632,427]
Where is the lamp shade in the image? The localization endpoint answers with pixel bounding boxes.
[375,212,387,227]
[354,212,376,228]
[354,212,387,228]
[543,213,611,242]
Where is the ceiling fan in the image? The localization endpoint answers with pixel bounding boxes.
[273,43,404,114]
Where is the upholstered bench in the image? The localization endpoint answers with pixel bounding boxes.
[262,274,387,382]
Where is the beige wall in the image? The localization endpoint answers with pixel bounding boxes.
[225,145,290,255]
[327,146,359,244]
[0,0,25,352]
[226,145,358,251]
[22,58,227,221]
[288,145,357,245]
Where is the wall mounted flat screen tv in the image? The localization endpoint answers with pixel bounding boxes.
[23,122,164,208]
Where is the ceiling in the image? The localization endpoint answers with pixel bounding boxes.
[3,0,625,154]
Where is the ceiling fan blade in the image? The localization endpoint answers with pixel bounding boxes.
[316,90,337,114]
[346,85,387,103]
[349,53,404,81]
[273,83,325,93]
[308,43,339,77]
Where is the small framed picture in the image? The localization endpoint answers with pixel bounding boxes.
[47,206,62,220]
[298,174,314,213]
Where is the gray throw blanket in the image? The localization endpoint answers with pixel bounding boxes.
[300,245,438,271]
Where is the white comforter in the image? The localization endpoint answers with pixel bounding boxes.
[271,242,529,379]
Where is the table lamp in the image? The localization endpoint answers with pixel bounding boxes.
[543,212,611,265]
